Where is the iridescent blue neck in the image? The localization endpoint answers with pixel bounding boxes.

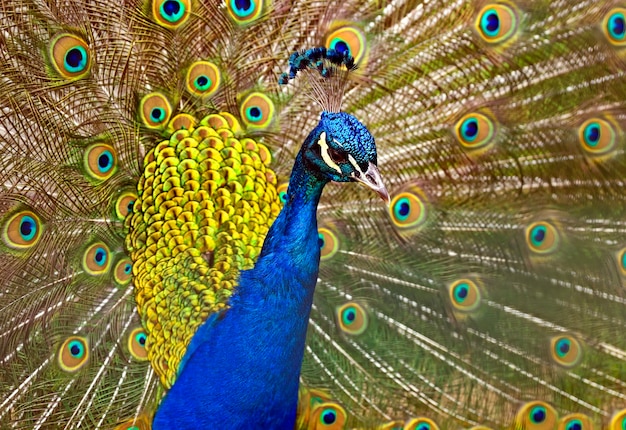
[259,149,328,264]
[153,134,330,428]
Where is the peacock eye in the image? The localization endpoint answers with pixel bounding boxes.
[328,147,347,163]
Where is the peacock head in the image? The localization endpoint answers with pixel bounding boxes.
[304,111,389,203]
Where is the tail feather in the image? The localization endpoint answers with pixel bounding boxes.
[1,0,626,428]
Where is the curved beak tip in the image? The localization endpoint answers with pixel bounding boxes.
[379,187,391,207]
[352,162,390,207]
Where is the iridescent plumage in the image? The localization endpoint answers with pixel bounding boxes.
[1,0,626,429]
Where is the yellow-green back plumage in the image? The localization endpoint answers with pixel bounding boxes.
[127,113,281,387]
[0,0,625,428]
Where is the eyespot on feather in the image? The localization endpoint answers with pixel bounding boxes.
[448,279,482,312]
[325,23,367,65]
[58,336,89,372]
[454,112,496,150]
[128,327,148,360]
[114,258,133,285]
[515,401,558,430]
[475,2,519,44]
[557,413,594,430]
[3,210,42,250]
[139,93,172,129]
[318,228,339,260]
[309,402,347,430]
[603,8,626,46]
[578,117,618,157]
[49,34,91,79]
[113,414,152,430]
[297,387,334,428]
[389,188,428,231]
[114,191,137,220]
[186,61,221,97]
[404,417,440,430]
[277,182,289,204]
[84,143,117,181]
[550,335,583,368]
[82,242,111,275]
[239,92,275,130]
[336,302,368,335]
[617,248,626,277]
[225,0,265,25]
[526,221,559,255]
[152,0,191,28]
[608,409,626,430]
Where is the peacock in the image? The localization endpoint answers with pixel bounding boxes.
[1,0,625,428]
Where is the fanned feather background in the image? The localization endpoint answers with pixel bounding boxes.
[1,0,626,428]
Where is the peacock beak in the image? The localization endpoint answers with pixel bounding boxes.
[351,162,390,205]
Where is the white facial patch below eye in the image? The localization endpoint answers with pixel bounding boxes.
[317,132,342,174]
[347,154,363,174]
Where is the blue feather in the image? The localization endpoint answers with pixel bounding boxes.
[153,113,371,428]
[4,2,626,428]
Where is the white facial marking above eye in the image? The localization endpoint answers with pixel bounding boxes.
[333,138,344,148]
[318,132,342,174]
